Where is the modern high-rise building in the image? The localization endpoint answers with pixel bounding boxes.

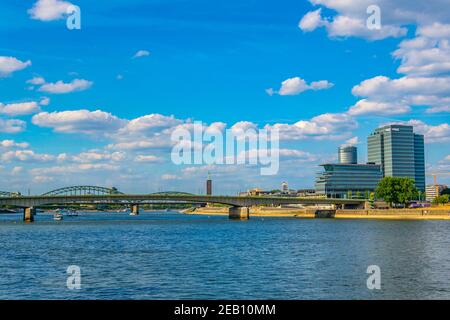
[338,146,357,164]
[315,163,382,198]
[315,146,382,198]
[367,125,425,192]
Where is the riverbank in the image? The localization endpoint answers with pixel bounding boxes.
[187,206,450,220]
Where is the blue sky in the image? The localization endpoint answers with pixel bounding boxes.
[1,0,449,194]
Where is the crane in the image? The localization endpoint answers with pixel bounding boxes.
[426,172,450,199]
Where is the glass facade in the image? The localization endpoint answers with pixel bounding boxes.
[338,146,357,164]
[315,163,382,198]
[367,125,425,192]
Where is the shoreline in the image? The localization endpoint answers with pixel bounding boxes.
[187,206,450,220]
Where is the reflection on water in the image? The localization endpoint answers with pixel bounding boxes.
[1,211,450,299]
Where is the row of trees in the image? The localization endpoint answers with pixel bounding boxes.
[374,177,449,207]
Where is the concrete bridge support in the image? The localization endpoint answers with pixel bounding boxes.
[23,207,36,222]
[130,204,140,215]
[228,206,249,220]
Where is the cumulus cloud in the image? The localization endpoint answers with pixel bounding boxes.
[135,155,162,163]
[30,163,120,176]
[344,136,359,146]
[388,119,450,143]
[265,112,357,141]
[1,150,55,162]
[0,140,29,149]
[32,110,126,134]
[0,101,42,116]
[71,151,126,163]
[297,0,450,41]
[298,8,325,32]
[0,56,31,77]
[267,77,333,96]
[0,119,26,133]
[347,99,411,116]
[38,78,93,94]
[349,76,450,115]
[27,76,46,85]
[133,50,150,58]
[28,0,73,21]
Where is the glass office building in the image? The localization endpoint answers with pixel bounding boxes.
[338,146,357,164]
[367,125,425,192]
[315,163,382,198]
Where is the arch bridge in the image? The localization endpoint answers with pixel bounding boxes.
[0,192,367,222]
[0,191,21,197]
[42,186,123,196]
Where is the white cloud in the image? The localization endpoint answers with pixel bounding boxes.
[298,0,450,41]
[1,150,55,162]
[28,0,73,21]
[0,56,31,77]
[133,50,150,58]
[30,163,120,176]
[268,77,333,96]
[39,97,50,106]
[0,140,29,149]
[298,8,325,32]
[349,75,450,115]
[344,136,359,146]
[32,110,126,134]
[38,78,93,94]
[0,101,41,116]
[389,119,450,143]
[27,76,46,85]
[348,99,411,116]
[0,119,26,133]
[135,155,162,162]
[266,112,357,140]
[11,166,23,175]
[71,151,126,163]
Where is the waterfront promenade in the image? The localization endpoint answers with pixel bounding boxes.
[188,206,450,220]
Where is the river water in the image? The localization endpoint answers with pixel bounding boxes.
[1,211,450,299]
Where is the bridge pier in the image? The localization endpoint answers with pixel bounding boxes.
[228,206,249,220]
[23,207,36,222]
[130,204,140,215]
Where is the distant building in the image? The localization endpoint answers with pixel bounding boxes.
[426,184,447,202]
[315,163,382,198]
[281,181,289,194]
[368,124,425,192]
[206,173,212,195]
[338,146,357,164]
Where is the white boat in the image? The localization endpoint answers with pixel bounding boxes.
[53,212,63,221]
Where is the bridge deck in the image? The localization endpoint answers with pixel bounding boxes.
[0,194,365,208]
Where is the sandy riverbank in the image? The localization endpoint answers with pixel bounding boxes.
[186,206,450,220]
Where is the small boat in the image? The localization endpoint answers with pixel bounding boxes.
[53,212,63,221]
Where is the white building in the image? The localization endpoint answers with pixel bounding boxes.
[426,185,446,202]
[281,182,289,194]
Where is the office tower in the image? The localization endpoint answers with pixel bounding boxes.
[368,125,425,192]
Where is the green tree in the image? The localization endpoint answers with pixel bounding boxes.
[375,177,419,208]
[433,194,449,205]
[442,188,450,196]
